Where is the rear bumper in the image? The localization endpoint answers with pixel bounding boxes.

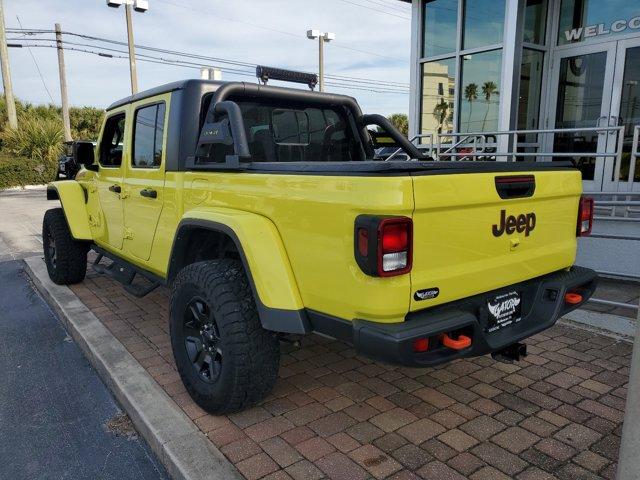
[309,266,597,367]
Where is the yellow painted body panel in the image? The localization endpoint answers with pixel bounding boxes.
[175,173,415,321]
[180,207,304,310]
[121,92,171,262]
[409,170,582,311]
[75,165,582,323]
[48,181,92,240]
[92,104,129,250]
[67,91,583,325]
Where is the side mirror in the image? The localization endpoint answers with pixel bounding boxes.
[73,141,96,169]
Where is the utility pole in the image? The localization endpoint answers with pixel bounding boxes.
[55,24,72,142]
[107,1,148,95]
[124,3,138,94]
[306,30,335,92]
[0,0,17,129]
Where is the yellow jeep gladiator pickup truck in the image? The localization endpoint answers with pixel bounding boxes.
[43,80,597,413]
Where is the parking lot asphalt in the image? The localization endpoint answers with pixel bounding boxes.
[0,260,168,480]
[0,187,50,262]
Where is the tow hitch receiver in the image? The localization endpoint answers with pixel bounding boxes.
[491,342,527,363]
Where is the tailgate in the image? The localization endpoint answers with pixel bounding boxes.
[409,169,582,311]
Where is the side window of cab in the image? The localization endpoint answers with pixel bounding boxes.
[132,102,166,168]
[99,113,127,167]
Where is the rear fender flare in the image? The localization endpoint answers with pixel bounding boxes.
[168,208,310,334]
[46,181,92,240]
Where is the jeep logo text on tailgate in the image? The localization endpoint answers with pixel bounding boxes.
[492,210,536,237]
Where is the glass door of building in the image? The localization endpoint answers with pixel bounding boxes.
[548,38,640,192]
[602,37,640,192]
[547,42,617,192]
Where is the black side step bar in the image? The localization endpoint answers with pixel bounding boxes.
[91,247,163,298]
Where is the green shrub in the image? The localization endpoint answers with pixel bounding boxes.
[0,95,104,141]
[0,115,64,161]
[387,113,409,137]
[0,96,104,189]
[0,153,58,189]
[0,116,63,187]
[70,106,105,140]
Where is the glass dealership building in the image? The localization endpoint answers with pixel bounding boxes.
[402,0,640,193]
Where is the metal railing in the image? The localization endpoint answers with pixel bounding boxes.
[583,194,640,313]
[425,125,626,162]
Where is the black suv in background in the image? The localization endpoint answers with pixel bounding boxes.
[57,141,95,179]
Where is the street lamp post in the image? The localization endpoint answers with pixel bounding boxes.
[306,30,335,92]
[107,0,148,94]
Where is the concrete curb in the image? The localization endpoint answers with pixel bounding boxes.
[24,256,243,480]
[562,308,636,340]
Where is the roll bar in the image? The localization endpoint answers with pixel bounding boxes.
[359,114,427,160]
[195,82,423,164]
[214,101,251,159]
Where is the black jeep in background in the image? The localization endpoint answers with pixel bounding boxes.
[57,141,95,180]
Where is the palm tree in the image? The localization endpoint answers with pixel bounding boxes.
[432,98,450,134]
[481,81,499,131]
[463,83,478,131]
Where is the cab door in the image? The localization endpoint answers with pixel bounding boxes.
[95,109,129,250]
[122,96,168,262]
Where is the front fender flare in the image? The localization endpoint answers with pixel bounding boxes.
[168,208,310,334]
[46,181,92,240]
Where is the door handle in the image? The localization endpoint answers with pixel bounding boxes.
[140,188,157,199]
[596,115,609,134]
[108,184,121,194]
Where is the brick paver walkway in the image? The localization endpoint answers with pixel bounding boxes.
[70,266,632,480]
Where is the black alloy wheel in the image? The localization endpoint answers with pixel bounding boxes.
[183,297,222,384]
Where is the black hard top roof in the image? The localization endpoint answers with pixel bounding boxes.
[106,79,225,111]
[106,79,359,112]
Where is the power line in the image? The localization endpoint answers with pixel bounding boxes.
[15,16,54,103]
[334,0,411,20]
[154,0,407,61]
[8,28,411,89]
[12,36,410,93]
[16,34,411,90]
[15,42,412,96]
[366,0,410,13]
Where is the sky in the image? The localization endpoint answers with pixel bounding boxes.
[3,0,412,116]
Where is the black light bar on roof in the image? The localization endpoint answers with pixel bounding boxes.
[256,65,318,90]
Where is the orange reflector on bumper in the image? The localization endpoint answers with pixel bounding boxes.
[565,292,583,305]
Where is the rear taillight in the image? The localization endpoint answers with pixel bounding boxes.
[577,196,594,236]
[413,337,429,353]
[355,215,412,277]
[379,218,412,276]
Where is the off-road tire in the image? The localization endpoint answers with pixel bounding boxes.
[42,208,88,285]
[170,259,280,414]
